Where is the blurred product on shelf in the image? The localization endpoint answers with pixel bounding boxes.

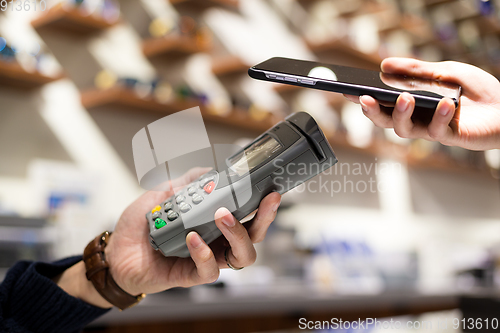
[480,0,495,16]
[409,139,437,160]
[248,103,271,122]
[457,20,481,52]
[149,17,176,38]
[0,38,62,78]
[0,43,15,62]
[305,235,419,294]
[230,96,251,111]
[154,81,175,104]
[94,69,117,90]
[93,70,210,106]
[147,15,212,49]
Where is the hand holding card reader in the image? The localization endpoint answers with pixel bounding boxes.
[146,112,337,257]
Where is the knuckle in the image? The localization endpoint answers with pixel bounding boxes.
[252,232,266,244]
[247,251,257,266]
[427,129,442,140]
[393,126,410,138]
[179,280,193,288]
[205,270,220,284]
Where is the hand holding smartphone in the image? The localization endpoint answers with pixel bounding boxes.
[248,57,461,125]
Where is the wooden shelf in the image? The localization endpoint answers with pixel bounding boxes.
[142,35,210,58]
[212,56,249,77]
[203,108,277,133]
[274,84,346,108]
[305,38,382,68]
[81,87,276,133]
[81,87,198,113]
[0,61,63,89]
[31,4,117,34]
[169,0,239,9]
[274,83,305,94]
[297,0,388,17]
[424,0,457,7]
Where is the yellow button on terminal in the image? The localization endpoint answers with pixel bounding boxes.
[151,205,162,214]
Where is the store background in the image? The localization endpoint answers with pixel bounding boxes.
[1,0,500,332]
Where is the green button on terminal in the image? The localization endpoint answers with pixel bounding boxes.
[155,218,167,229]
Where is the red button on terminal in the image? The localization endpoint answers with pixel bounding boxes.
[203,181,215,194]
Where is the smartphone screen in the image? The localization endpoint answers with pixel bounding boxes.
[249,57,461,109]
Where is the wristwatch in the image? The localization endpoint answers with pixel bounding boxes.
[83,231,145,310]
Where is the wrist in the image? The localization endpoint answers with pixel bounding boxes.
[56,261,113,309]
[104,237,137,296]
[83,231,145,310]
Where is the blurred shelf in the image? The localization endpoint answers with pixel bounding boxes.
[0,61,63,89]
[81,87,198,113]
[274,84,346,108]
[0,216,46,228]
[379,15,433,41]
[202,108,276,133]
[212,56,249,77]
[80,87,275,133]
[169,0,239,9]
[339,1,391,18]
[31,4,117,34]
[424,0,457,7]
[142,35,210,58]
[297,0,388,17]
[305,38,382,68]
[273,83,305,94]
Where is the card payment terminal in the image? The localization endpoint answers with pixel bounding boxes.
[146,112,338,257]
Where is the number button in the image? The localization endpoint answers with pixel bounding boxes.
[187,187,196,196]
[155,218,167,229]
[192,194,203,204]
[179,202,191,213]
[164,202,173,211]
[152,211,162,220]
[166,210,179,221]
[175,195,185,204]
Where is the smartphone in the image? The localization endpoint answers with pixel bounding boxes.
[248,57,462,124]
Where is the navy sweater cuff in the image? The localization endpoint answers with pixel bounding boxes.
[0,256,110,333]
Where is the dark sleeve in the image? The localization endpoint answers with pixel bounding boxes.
[0,256,110,333]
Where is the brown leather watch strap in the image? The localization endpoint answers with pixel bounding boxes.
[83,231,145,310]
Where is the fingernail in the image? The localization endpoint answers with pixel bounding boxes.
[189,232,203,248]
[398,97,409,113]
[439,104,451,117]
[222,214,235,227]
[359,98,368,111]
[272,198,281,213]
